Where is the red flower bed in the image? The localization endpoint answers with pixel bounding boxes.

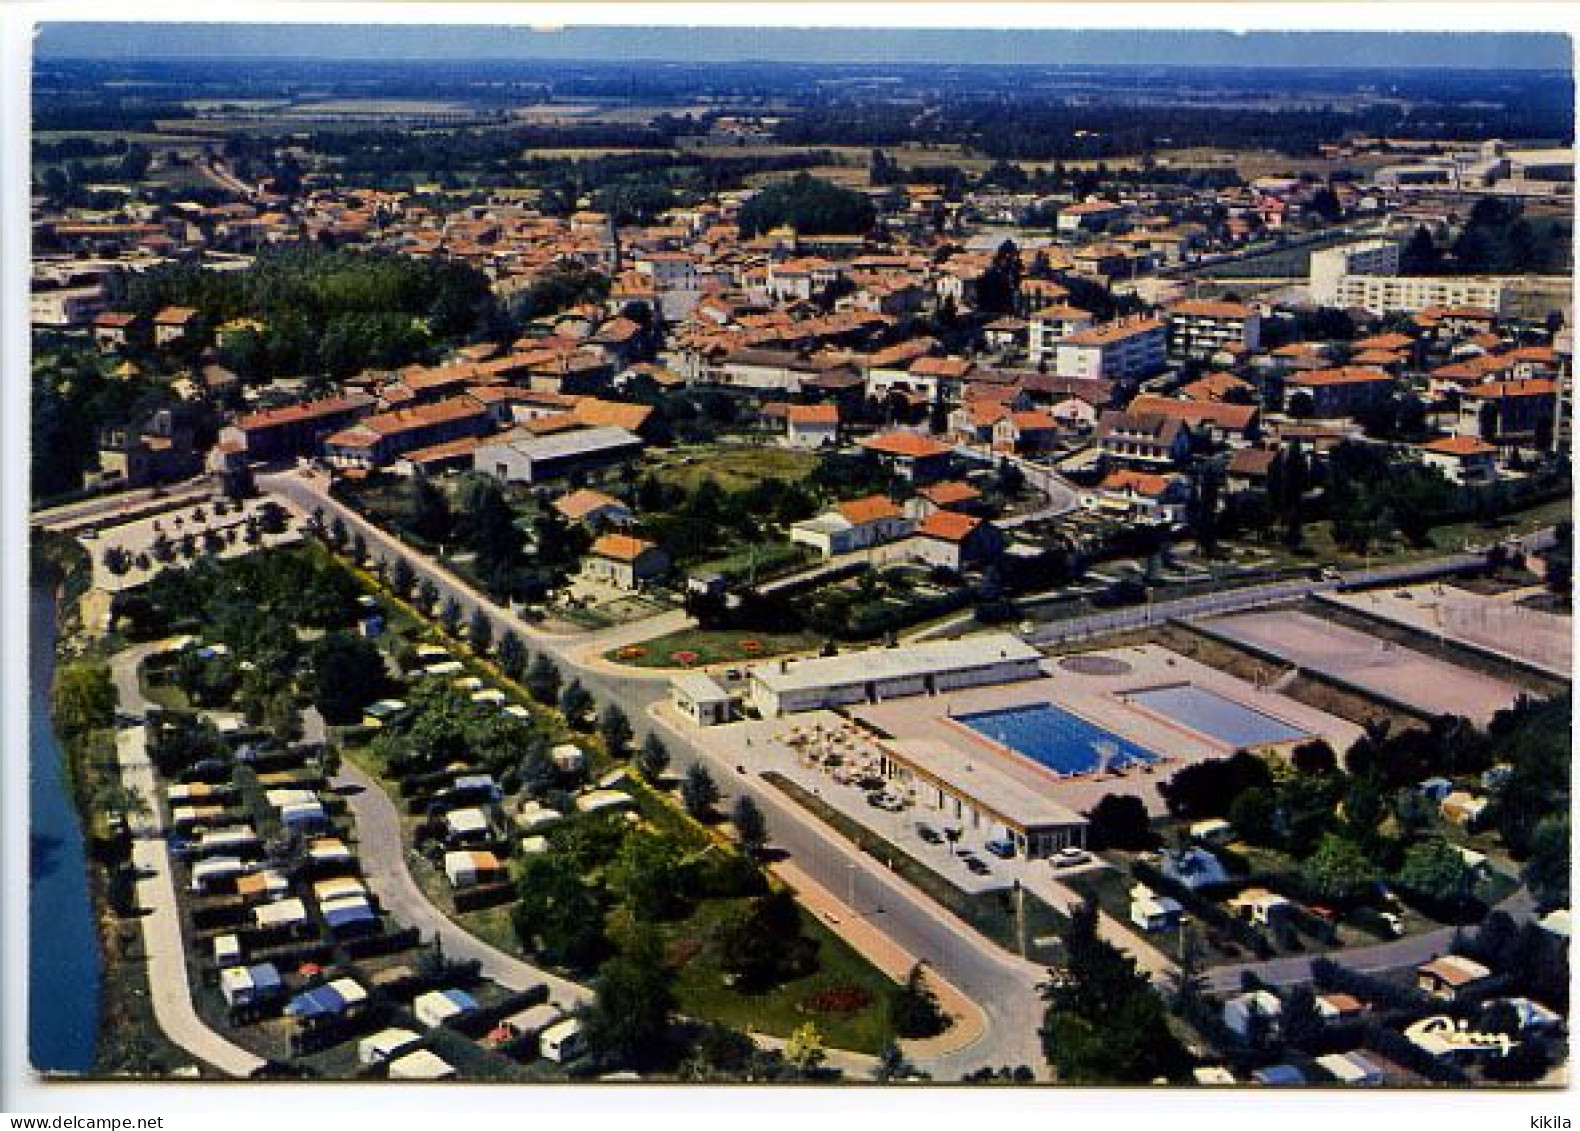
[666,936,704,969]
[800,985,875,1015]
[737,639,764,654]
[671,650,701,666]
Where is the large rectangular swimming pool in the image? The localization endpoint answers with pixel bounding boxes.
[955,703,1160,775]
[1125,684,1308,749]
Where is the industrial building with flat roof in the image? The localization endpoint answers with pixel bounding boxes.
[748,633,1044,718]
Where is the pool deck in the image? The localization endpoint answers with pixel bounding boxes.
[852,644,1363,815]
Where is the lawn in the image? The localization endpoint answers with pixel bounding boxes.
[659,896,898,1055]
[607,627,823,670]
[649,443,821,495]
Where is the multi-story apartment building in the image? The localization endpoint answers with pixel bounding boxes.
[1027,304,1095,366]
[1165,299,1262,362]
[1052,317,1168,382]
[1307,239,1401,306]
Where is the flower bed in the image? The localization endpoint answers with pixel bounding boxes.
[799,985,875,1015]
[671,650,701,667]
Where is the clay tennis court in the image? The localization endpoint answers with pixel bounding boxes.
[1201,610,1527,725]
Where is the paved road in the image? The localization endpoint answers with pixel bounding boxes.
[262,470,1054,1077]
[109,644,267,1078]
[952,445,1080,528]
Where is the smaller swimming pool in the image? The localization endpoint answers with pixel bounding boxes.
[955,703,1160,776]
[1125,684,1308,749]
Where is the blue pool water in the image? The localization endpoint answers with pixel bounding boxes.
[1126,684,1309,749]
[956,703,1160,775]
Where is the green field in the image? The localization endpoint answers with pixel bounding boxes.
[649,443,822,495]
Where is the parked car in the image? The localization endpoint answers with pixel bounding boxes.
[1049,848,1092,869]
[915,823,943,845]
[984,838,1015,859]
[965,858,992,876]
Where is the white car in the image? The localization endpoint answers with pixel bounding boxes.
[1049,848,1092,869]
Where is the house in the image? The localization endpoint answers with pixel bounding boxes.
[1127,394,1260,447]
[1129,884,1185,932]
[1454,379,1559,446]
[1084,469,1189,526]
[859,431,953,483]
[908,511,1005,571]
[1229,887,1294,927]
[1440,789,1489,828]
[443,849,505,890]
[1095,410,1191,470]
[153,306,201,346]
[1028,304,1096,365]
[1417,955,1492,1001]
[473,426,645,485]
[1223,989,1283,1040]
[991,410,1060,455]
[232,394,376,462]
[1316,992,1369,1021]
[785,403,841,449]
[92,310,139,349]
[1226,447,1278,495]
[324,395,493,469]
[789,495,913,558]
[1419,436,1498,486]
[553,488,634,530]
[907,481,986,520]
[1057,198,1127,234]
[671,672,734,727]
[1283,367,1396,419]
[583,534,670,590]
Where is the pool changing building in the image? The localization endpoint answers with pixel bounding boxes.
[748,633,1044,718]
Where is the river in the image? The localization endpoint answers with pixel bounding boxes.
[28,576,102,1073]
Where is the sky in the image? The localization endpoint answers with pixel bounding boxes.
[33,24,1573,69]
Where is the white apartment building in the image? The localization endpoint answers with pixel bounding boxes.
[1328,274,1512,317]
[1028,304,1095,366]
[1166,300,1262,361]
[1053,317,1168,381]
[1308,239,1401,306]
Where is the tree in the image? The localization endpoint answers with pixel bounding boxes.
[635,733,671,782]
[872,1043,922,1083]
[439,597,462,634]
[526,653,562,705]
[52,661,116,739]
[559,679,594,727]
[681,763,720,821]
[102,545,133,577]
[512,854,606,971]
[391,556,415,597]
[1396,837,1476,907]
[416,577,439,611]
[890,963,948,1038]
[410,477,453,545]
[300,632,387,725]
[1227,786,1278,847]
[497,629,528,681]
[1084,794,1157,851]
[468,608,493,654]
[783,1022,827,1077]
[1523,814,1570,912]
[607,831,689,921]
[598,702,634,755]
[731,794,768,855]
[580,933,677,1070]
[1400,225,1441,275]
[1300,833,1377,905]
[737,173,875,238]
[715,889,814,990]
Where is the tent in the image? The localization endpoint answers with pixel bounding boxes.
[281,801,328,833]
[265,787,319,810]
[551,745,586,773]
[252,897,308,931]
[287,978,367,1022]
[190,855,246,893]
[307,838,354,867]
[212,934,243,967]
[313,876,369,903]
[219,962,284,1008]
[388,1050,457,1080]
[413,988,478,1029]
[235,869,290,902]
[575,790,634,815]
[443,850,502,890]
[321,894,377,934]
[358,1027,421,1067]
[443,807,491,843]
[539,1017,584,1063]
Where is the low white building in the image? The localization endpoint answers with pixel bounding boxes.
[749,633,1043,718]
[671,672,734,726]
[1223,989,1283,1041]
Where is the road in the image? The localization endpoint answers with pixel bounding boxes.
[31,478,216,535]
[109,643,268,1079]
[262,469,1053,1077]
[952,445,1080,529]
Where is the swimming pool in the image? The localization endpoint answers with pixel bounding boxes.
[1125,684,1309,749]
[955,703,1160,775]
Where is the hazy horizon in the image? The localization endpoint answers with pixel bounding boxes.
[34,24,1573,70]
